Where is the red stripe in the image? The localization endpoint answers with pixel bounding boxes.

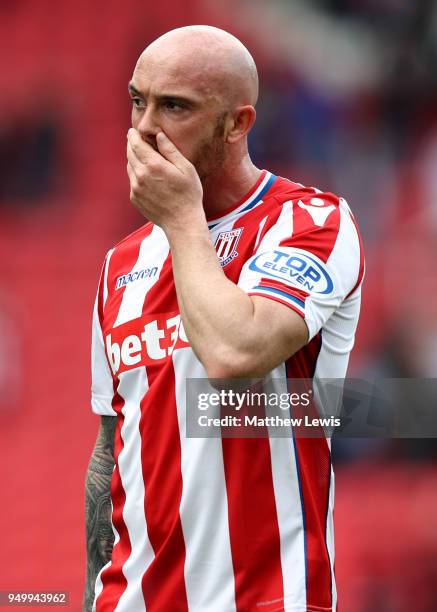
[138,261,188,610]
[249,291,305,318]
[294,438,332,609]
[96,396,131,611]
[253,201,282,247]
[285,195,341,263]
[286,335,333,610]
[257,278,309,303]
[141,251,175,313]
[103,224,154,330]
[138,361,188,610]
[222,435,284,611]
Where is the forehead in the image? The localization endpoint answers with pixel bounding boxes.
[132,50,219,101]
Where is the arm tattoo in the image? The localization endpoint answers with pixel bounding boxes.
[83,416,117,612]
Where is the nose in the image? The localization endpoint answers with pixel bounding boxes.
[135,105,160,149]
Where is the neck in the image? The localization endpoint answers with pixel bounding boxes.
[201,154,262,220]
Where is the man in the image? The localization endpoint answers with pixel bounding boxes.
[84,25,364,612]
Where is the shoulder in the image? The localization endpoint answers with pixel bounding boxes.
[251,174,365,299]
[258,174,364,288]
[102,220,156,267]
[97,221,155,292]
[111,220,154,252]
[267,173,362,245]
[267,174,343,212]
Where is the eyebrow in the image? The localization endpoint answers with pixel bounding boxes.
[128,82,142,96]
[128,82,200,107]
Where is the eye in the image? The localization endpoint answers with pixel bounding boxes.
[131,97,145,109]
[164,99,184,111]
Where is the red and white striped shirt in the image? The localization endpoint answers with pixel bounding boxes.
[91,170,364,612]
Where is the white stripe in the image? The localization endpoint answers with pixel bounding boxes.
[172,349,237,611]
[309,200,363,610]
[306,200,362,352]
[254,200,294,253]
[264,365,307,609]
[216,238,227,258]
[208,172,272,228]
[103,248,114,307]
[114,368,154,612]
[326,200,362,299]
[326,467,337,611]
[114,226,169,327]
[237,201,294,295]
[91,295,117,416]
[254,215,268,251]
[221,236,235,260]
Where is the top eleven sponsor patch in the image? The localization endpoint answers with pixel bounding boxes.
[248,248,334,294]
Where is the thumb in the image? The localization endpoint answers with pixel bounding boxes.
[156,132,188,170]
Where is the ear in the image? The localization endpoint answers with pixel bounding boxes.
[225,105,256,144]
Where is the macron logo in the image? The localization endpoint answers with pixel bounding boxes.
[116,267,158,290]
[297,198,336,227]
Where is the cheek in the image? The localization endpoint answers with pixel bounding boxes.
[173,121,218,159]
[165,127,202,160]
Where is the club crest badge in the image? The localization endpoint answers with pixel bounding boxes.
[214,228,243,267]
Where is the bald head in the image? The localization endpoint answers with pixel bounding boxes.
[136,25,259,108]
[129,26,259,181]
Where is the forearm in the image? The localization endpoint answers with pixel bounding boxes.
[126,129,306,377]
[166,216,262,377]
[83,418,116,612]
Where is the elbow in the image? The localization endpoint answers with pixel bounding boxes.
[203,346,265,380]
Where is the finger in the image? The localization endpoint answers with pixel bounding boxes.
[127,140,144,172]
[127,161,143,210]
[127,128,159,164]
[126,160,136,183]
[156,132,189,171]
[127,160,137,203]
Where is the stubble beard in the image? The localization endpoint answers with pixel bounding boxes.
[191,113,227,183]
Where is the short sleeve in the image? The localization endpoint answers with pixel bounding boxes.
[91,254,117,416]
[238,196,364,341]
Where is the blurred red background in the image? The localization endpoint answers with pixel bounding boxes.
[1,0,436,610]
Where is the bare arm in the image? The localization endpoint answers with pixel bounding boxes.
[83,416,117,612]
[127,130,308,379]
[167,223,308,378]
